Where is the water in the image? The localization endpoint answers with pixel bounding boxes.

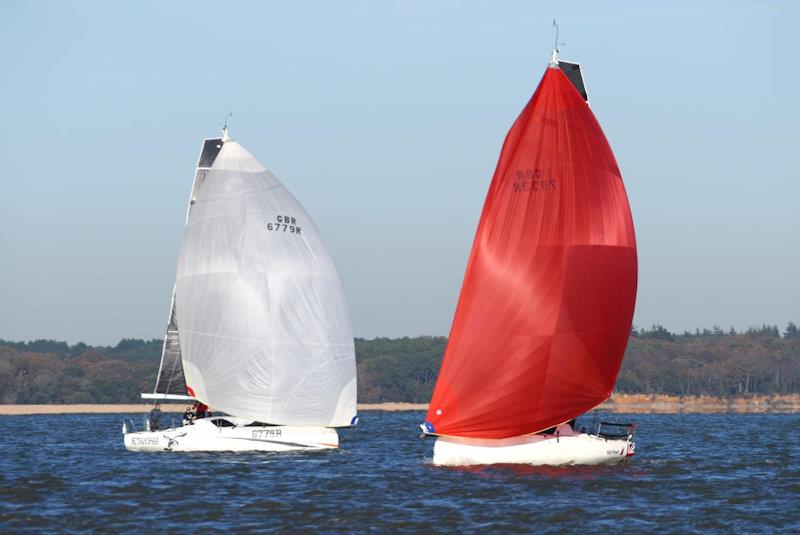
[1,412,798,532]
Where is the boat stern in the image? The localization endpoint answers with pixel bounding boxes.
[625,438,636,459]
[124,431,169,452]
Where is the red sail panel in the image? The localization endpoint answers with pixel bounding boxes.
[425,66,637,439]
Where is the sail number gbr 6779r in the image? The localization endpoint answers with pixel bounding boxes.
[267,215,302,234]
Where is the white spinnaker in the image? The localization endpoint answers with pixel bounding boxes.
[175,141,357,427]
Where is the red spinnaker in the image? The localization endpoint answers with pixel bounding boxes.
[425,66,637,439]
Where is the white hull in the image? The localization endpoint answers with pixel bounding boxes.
[431,433,634,467]
[123,417,339,452]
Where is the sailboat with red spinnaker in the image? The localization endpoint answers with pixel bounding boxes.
[421,43,638,466]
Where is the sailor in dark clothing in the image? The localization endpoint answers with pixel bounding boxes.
[182,406,195,426]
[148,403,162,431]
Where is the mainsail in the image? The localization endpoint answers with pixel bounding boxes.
[150,139,224,398]
[152,292,186,396]
[173,137,357,427]
[424,60,637,439]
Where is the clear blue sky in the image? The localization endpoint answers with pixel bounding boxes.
[0,1,797,345]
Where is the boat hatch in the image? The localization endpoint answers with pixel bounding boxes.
[210,418,236,428]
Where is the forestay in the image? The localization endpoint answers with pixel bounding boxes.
[174,140,357,427]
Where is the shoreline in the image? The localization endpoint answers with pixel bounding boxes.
[2,395,800,415]
[0,402,431,415]
[597,393,800,413]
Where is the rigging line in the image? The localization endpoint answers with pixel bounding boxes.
[222,112,233,130]
[0,304,163,324]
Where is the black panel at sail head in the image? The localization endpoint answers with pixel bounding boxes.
[558,61,588,102]
[197,138,224,168]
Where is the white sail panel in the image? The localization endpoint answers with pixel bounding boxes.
[175,141,356,427]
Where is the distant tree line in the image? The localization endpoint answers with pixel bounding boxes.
[0,338,161,404]
[1,323,799,404]
[619,323,800,396]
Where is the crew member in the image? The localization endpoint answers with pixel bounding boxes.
[194,401,210,419]
[148,403,162,431]
[182,406,195,426]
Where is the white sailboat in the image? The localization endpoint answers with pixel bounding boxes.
[124,128,357,452]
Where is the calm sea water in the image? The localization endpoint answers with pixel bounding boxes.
[1,412,798,533]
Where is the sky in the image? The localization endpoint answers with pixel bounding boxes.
[0,1,798,345]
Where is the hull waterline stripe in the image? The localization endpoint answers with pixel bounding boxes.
[226,437,329,449]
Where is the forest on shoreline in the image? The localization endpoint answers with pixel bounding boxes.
[1,323,798,404]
